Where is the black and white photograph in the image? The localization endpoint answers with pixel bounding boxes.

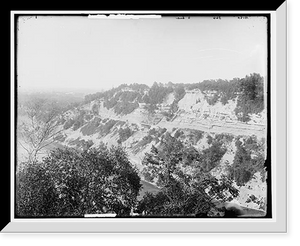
[15,13,270,219]
[15,12,269,217]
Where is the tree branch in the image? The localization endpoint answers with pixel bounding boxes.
[18,141,31,154]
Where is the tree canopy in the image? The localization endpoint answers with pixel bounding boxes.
[138,133,239,216]
[16,145,141,217]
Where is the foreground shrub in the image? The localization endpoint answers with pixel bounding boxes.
[16,146,141,217]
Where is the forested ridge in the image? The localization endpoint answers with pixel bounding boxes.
[83,73,265,122]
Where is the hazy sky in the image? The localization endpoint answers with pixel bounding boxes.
[17,15,267,92]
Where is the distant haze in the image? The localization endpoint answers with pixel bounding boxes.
[17,15,267,92]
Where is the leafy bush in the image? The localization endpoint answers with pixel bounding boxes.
[16,146,141,217]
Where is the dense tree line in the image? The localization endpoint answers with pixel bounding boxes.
[83,73,265,120]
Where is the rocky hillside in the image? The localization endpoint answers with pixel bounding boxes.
[51,73,267,212]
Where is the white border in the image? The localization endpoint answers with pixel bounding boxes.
[4,5,287,233]
[271,9,277,223]
[10,10,16,224]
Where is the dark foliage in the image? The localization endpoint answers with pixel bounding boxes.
[63,118,75,130]
[91,104,99,115]
[196,141,227,172]
[235,73,265,122]
[144,103,158,114]
[207,135,213,145]
[69,138,94,150]
[64,110,87,131]
[16,146,141,217]
[139,134,238,216]
[174,129,184,139]
[118,127,134,143]
[228,136,266,186]
[146,82,174,105]
[132,135,153,154]
[80,117,102,136]
[113,101,139,115]
[99,119,118,136]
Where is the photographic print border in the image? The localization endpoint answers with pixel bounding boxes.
[3,1,286,233]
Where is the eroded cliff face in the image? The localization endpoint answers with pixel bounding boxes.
[159,90,266,138]
[54,87,267,212]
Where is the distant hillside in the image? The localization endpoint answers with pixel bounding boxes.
[84,73,265,123]
[18,91,85,116]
